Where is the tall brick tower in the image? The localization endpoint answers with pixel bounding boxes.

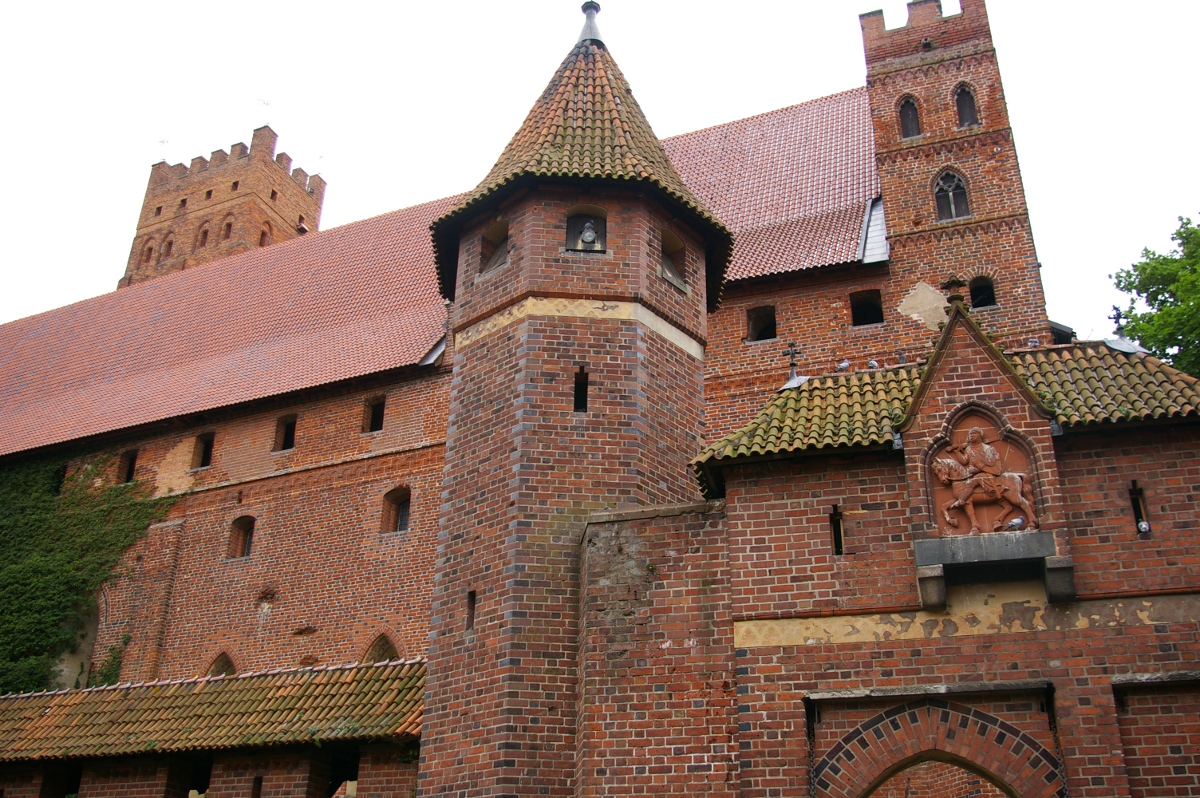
[119,125,325,287]
[420,4,731,795]
[861,0,1051,346]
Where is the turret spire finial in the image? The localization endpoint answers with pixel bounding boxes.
[578,2,603,44]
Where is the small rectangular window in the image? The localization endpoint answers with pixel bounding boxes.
[850,290,884,326]
[274,415,297,451]
[230,516,255,559]
[573,367,589,413]
[746,305,778,342]
[1130,481,1151,538]
[119,450,138,484]
[179,198,187,208]
[231,181,239,191]
[154,206,162,217]
[364,396,386,433]
[193,433,215,469]
[205,189,213,200]
[829,505,844,556]
[270,189,278,201]
[465,590,477,631]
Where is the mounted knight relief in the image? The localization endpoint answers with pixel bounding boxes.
[929,413,1040,536]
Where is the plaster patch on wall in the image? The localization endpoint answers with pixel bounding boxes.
[154,437,196,497]
[734,582,1200,648]
[897,282,948,331]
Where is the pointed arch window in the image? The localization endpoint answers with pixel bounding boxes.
[956,86,979,127]
[899,97,921,139]
[197,227,210,249]
[207,652,237,677]
[363,634,399,664]
[142,243,154,265]
[258,223,273,247]
[222,221,233,241]
[935,171,971,221]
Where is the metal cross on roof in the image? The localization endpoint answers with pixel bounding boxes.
[783,341,801,377]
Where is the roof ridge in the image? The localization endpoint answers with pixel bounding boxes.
[661,86,868,142]
[0,657,428,701]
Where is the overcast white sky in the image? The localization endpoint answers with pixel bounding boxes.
[2,0,1196,340]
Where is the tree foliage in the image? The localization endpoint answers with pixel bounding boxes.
[1113,216,1200,377]
[0,454,171,695]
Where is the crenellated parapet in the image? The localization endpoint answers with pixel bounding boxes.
[121,125,326,288]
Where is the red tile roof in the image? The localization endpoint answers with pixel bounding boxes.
[0,196,460,457]
[432,40,732,309]
[0,660,424,761]
[663,88,878,280]
[0,90,881,458]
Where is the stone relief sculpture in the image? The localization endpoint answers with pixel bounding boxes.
[931,422,1039,535]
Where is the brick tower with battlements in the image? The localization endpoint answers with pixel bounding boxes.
[419,4,731,795]
[861,0,1050,348]
[120,125,325,287]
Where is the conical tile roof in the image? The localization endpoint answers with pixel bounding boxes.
[432,37,732,309]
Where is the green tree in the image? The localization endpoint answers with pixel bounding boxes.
[1113,216,1200,377]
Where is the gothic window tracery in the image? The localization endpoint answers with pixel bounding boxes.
[935,171,971,220]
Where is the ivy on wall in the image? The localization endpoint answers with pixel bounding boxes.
[0,454,172,695]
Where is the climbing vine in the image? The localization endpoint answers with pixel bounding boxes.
[0,453,172,695]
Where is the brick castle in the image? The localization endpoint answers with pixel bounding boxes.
[1,2,1197,797]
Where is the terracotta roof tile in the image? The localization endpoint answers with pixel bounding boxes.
[0,660,424,761]
[432,40,732,308]
[692,343,1200,497]
[0,196,460,457]
[662,88,877,281]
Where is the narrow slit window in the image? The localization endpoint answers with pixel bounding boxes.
[274,415,297,451]
[119,449,138,483]
[364,396,386,433]
[1130,481,1150,538]
[162,239,173,259]
[229,516,255,558]
[465,590,477,631]
[935,171,971,220]
[383,487,411,534]
[258,224,272,247]
[956,86,979,127]
[830,505,845,556]
[250,776,263,798]
[899,97,921,138]
[850,290,884,326]
[193,432,215,469]
[198,228,209,248]
[746,305,778,341]
[222,221,233,240]
[573,366,589,413]
[969,276,996,308]
[143,245,153,264]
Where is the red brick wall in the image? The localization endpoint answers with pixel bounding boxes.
[578,505,736,796]
[122,126,325,287]
[208,751,328,798]
[78,760,187,798]
[872,759,1006,797]
[90,368,449,682]
[1057,425,1200,598]
[724,453,916,618]
[1118,686,1200,797]
[0,766,42,798]
[356,745,417,798]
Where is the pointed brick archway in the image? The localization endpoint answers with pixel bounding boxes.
[811,698,1065,798]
